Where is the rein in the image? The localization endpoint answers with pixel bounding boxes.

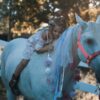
[77,28,100,64]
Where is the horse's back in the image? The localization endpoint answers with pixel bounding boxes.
[1,38,27,81]
[2,38,27,62]
[1,37,55,99]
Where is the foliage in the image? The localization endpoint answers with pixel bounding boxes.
[0,0,100,39]
[0,0,89,26]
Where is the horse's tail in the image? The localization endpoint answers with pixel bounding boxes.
[0,40,8,77]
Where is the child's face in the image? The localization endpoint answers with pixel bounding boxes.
[52,25,64,39]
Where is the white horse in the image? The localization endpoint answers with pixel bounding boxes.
[1,15,100,100]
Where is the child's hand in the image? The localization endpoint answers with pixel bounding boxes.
[35,49,42,54]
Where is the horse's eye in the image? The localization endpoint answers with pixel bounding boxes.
[86,38,94,45]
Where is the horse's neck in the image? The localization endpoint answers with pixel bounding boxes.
[64,25,79,65]
[71,25,80,64]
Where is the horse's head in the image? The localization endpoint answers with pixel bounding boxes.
[76,14,100,83]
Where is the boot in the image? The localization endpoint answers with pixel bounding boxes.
[9,59,29,95]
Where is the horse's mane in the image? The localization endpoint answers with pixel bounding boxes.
[53,24,79,76]
[55,25,78,68]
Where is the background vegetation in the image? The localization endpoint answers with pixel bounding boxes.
[0,0,100,99]
[0,0,100,40]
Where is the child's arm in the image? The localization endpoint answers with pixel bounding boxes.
[36,43,54,53]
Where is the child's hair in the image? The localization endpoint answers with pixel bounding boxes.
[49,16,67,32]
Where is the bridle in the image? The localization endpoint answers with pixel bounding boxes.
[77,28,100,64]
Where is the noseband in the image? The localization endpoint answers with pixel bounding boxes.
[77,29,100,64]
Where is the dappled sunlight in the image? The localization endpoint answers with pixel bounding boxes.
[0,0,100,100]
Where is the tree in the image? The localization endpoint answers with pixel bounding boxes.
[0,0,100,39]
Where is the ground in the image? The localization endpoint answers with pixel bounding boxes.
[74,68,99,100]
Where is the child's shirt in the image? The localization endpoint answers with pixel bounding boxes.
[23,27,50,59]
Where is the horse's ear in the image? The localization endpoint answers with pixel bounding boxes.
[79,22,87,31]
[75,13,84,23]
[96,15,100,24]
[75,13,87,31]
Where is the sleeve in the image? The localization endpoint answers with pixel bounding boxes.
[23,28,48,59]
[28,30,42,44]
[34,28,49,50]
[28,29,47,50]
[35,29,51,50]
[34,36,45,50]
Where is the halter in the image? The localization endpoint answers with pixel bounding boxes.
[77,28,100,64]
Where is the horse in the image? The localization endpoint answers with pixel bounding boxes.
[1,15,100,100]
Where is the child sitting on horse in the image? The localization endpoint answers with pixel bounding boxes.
[9,16,67,94]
